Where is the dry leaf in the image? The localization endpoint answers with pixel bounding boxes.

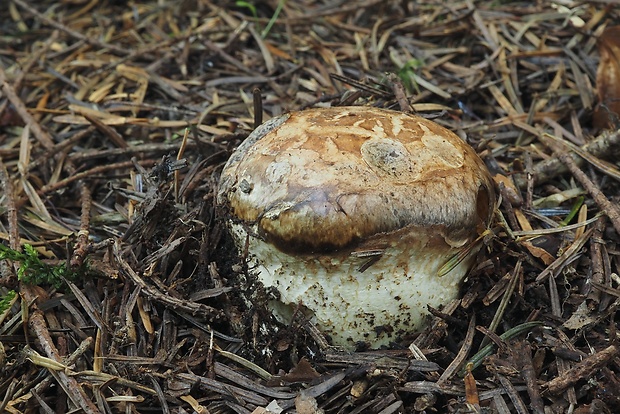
[514,209,533,232]
[593,26,620,129]
[264,400,284,414]
[464,365,480,408]
[493,174,522,206]
[521,240,555,265]
[179,395,207,413]
[563,301,597,330]
[265,41,294,61]
[282,357,320,383]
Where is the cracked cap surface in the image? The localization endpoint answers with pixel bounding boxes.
[218,106,495,253]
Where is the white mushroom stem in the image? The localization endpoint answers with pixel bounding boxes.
[228,222,479,347]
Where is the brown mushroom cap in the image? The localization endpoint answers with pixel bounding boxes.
[218,106,494,254]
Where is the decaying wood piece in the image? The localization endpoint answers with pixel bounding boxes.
[512,341,544,414]
[544,345,620,395]
[323,351,440,373]
[69,181,93,268]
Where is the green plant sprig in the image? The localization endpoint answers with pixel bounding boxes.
[0,243,78,288]
[0,290,16,316]
[236,0,287,38]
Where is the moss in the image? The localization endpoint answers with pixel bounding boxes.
[0,243,79,289]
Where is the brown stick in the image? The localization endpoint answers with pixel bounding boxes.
[544,344,619,395]
[497,374,529,414]
[38,159,157,195]
[70,182,93,268]
[21,306,100,413]
[514,129,620,189]
[387,73,413,113]
[556,151,620,237]
[0,66,55,150]
[513,341,545,414]
[586,217,608,306]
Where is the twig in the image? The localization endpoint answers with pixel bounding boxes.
[437,314,476,386]
[0,157,18,287]
[0,158,18,250]
[38,159,157,195]
[70,182,93,268]
[0,30,58,117]
[535,227,594,283]
[31,389,55,413]
[524,151,534,210]
[585,217,608,306]
[82,114,129,149]
[253,87,263,128]
[554,330,579,404]
[0,379,19,413]
[28,127,95,171]
[387,73,413,113]
[0,66,55,150]
[556,151,620,237]
[68,141,195,163]
[323,351,440,372]
[72,370,157,395]
[480,259,522,349]
[149,375,170,414]
[16,337,95,403]
[513,341,545,414]
[175,372,269,406]
[514,129,620,188]
[203,39,255,75]
[543,344,619,395]
[460,321,544,376]
[497,374,529,414]
[498,182,520,233]
[20,293,100,413]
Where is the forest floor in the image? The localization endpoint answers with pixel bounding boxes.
[1,1,620,413]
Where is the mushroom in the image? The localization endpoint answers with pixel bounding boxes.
[217,106,495,349]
